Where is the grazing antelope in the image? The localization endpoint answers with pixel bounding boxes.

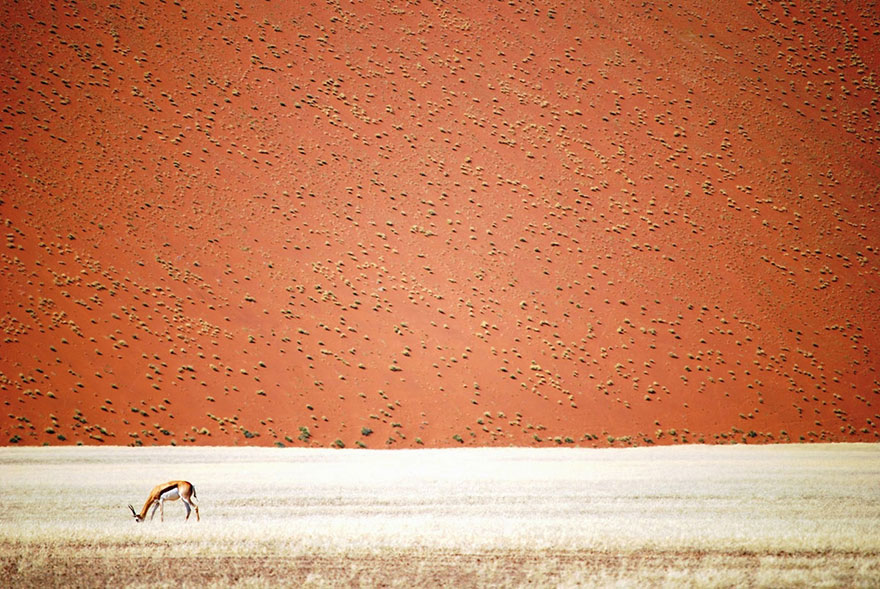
[129,480,200,522]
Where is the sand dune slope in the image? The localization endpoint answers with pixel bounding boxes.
[1,0,877,447]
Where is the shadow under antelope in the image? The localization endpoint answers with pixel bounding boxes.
[128,480,200,522]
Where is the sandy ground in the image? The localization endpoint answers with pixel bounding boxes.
[1,0,878,449]
[1,444,878,586]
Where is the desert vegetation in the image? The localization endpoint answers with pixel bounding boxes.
[1,445,878,586]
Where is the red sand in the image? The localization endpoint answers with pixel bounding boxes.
[1,1,877,448]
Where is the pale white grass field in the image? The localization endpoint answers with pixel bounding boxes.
[1,444,878,587]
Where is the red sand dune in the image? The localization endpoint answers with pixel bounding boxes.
[1,1,877,448]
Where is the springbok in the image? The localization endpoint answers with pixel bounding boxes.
[129,480,200,522]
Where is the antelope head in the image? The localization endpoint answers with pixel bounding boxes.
[128,504,144,522]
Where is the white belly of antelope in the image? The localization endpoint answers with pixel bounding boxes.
[160,488,180,501]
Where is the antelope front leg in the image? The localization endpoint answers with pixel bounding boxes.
[149,501,160,521]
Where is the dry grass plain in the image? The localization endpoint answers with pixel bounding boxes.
[1,444,878,587]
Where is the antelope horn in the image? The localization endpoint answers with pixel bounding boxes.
[128,504,137,517]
